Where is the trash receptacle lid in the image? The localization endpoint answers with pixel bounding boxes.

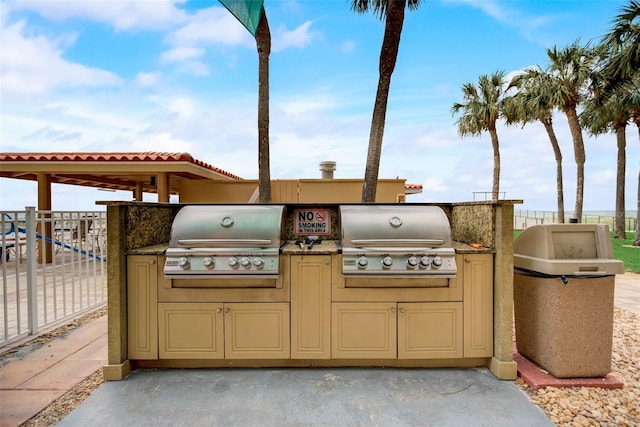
[513,224,624,275]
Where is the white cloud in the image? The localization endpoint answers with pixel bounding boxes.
[591,168,616,183]
[176,61,210,76]
[161,46,205,63]
[272,20,313,53]
[8,0,188,31]
[0,20,122,95]
[159,8,313,70]
[341,40,356,53]
[168,97,197,119]
[441,0,553,46]
[166,7,253,48]
[281,96,336,115]
[135,72,161,87]
[135,132,192,152]
[423,177,449,193]
[444,0,510,22]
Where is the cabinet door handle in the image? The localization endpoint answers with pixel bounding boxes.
[398,307,405,314]
[224,307,230,314]
[465,258,471,264]
[149,259,156,265]
[390,307,396,313]
[216,308,222,313]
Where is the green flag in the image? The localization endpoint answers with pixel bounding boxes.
[218,0,264,37]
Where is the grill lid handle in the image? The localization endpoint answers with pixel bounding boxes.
[349,239,445,247]
[177,239,273,247]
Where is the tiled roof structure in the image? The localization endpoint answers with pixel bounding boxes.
[0,152,242,180]
[0,151,421,195]
[0,151,242,198]
[404,183,423,194]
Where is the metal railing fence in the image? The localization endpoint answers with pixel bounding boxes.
[514,209,637,233]
[1,208,107,348]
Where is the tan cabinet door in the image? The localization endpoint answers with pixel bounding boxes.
[127,255,159,359]
[158,303,224,359]
[332,302,397,359]
[398,302,463,359]
[291,255,331,359]
[463,254,494,357]
[224,303,290,359]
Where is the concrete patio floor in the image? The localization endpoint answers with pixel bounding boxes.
[0,272,638,427]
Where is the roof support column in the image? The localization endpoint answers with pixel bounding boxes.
[133,182,143,201]
[157,173,170,203]
[37,173,53,264]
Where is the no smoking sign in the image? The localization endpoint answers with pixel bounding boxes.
[294,209,331,235]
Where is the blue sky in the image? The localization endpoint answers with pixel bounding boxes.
[1,0,638,212]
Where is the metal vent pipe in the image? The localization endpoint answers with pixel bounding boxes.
[319,161,336,179]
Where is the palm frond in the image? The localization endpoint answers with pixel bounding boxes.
[351,0,422,18]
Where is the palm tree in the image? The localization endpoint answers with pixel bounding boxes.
[625,81,640,245]
[351,0,422,203]
[218,0,272,202]
[255,7,271,203]
[545,41,598,222]
[599,0,640,245]
[616,77,640,245]
[581,86,631,239]
[506,69,566,223]
[451,71,508,201]
[600,0,640,96]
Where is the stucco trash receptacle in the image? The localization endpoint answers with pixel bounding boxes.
[513,224,624,378]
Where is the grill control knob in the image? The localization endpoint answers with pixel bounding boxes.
[178,257,190,269]
[253,257,265,269]
[407,256,418,269]
[432,256,443,268]
[228,257,239,269]
[203,257,215,269]
[382,256,393,269]
[240,257,252,269]
[419,256,432,268]
[356,256,368,269]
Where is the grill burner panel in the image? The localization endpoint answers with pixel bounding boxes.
[340,205,457,278]
[164,205,285,279]
[164,251,280,278]
[341,248,456,277]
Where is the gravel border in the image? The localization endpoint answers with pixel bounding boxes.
[517,307,640,426]
[3,306,639,426]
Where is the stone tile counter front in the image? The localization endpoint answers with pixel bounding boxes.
[100,200,521,381]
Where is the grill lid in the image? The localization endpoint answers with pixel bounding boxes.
[340,205,452,249]
[168,205,285,249]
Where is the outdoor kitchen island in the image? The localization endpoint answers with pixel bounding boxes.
[101,201,521,381]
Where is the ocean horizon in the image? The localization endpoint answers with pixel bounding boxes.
[517,209,637,217]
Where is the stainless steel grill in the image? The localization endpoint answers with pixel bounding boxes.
[164,205,285,279]
[340,205,457,278]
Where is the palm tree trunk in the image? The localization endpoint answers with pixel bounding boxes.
[489,128,500,201]
[565,107,585,222]
[256,9,271,203]
[361,0,406,203]
[542,120,565,223]
[614,125,626,239]
[362,75,391,203]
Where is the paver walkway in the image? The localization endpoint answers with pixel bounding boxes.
[0,316,107,427]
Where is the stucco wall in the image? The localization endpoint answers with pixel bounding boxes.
[177,179,407,204]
